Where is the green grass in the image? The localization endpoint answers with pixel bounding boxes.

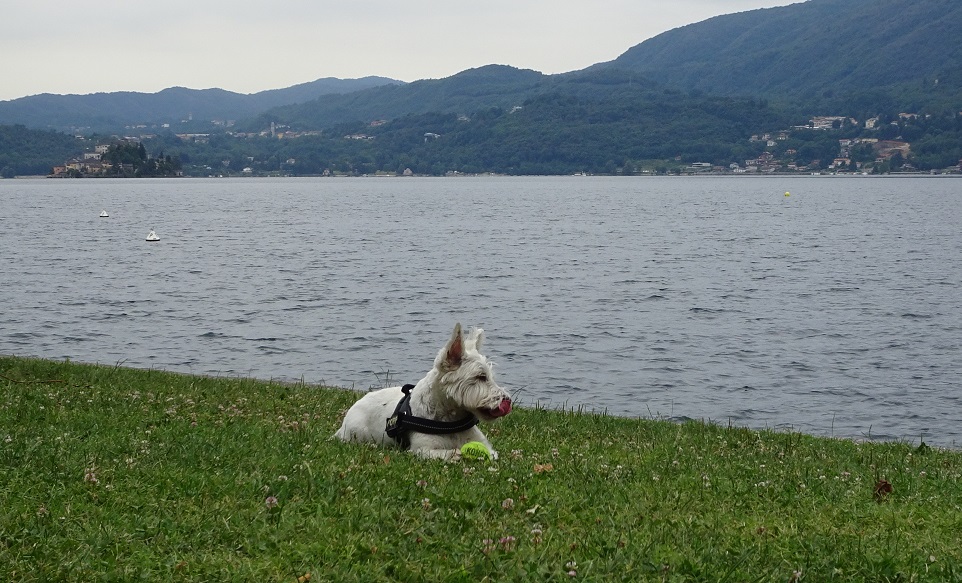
[2,355,961,582]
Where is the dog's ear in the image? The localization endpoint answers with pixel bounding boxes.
[442,322,464,369]
[467,328,485,352]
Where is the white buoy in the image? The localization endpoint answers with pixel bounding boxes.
[99,210,109,217]
[146,230,160,242]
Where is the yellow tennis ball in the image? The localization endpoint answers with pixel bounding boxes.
[460,441,492,461]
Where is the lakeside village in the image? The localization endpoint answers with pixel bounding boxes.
[51,114,962,178]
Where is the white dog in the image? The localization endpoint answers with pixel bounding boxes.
[334,323,512,460]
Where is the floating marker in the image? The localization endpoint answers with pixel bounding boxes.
[784,191,790,197]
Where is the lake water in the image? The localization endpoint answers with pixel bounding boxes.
[1,176,960,446]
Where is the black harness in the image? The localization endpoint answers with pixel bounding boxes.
[385,384,479,449]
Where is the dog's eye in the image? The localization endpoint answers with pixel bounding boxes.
[475,374,488,382]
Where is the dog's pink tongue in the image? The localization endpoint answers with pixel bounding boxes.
[494,398,512,417]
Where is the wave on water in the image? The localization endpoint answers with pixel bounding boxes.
[1,176,961,447]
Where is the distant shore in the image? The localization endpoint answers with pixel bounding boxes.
[6,171,961,180]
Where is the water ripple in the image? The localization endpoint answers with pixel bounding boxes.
[1,176,961,447]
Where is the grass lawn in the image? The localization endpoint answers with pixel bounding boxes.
[2,355,961,581]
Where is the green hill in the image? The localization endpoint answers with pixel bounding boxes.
[246,65,548,131]
[5,0,962,134]
[0,77,402,133]
[0,125,83,177]
[245,0,962,134]
[3,0,962,175]
[603,0,962,108]
[146,84,797,177]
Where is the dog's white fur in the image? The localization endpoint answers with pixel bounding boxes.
[334,323,511,461]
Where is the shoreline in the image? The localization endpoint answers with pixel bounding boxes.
[1,353,953,451]
[8,171,962,180]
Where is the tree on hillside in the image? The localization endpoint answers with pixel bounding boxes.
[102,141,180,177]
[0,124,83,176]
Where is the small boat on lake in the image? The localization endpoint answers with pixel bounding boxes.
[145,230,160,242]
[99,210,109,218]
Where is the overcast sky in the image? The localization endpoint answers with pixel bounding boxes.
[0,0,800,101]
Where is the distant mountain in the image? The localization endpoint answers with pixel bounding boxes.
[243,77,404,110]
[247,65,549,130]
[247,0,962,132]
[601,0,962,105]
[0,77,402,132]
[4,0,962,155]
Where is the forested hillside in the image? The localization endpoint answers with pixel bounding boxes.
[0,125,83,177]
[246,66,548,132]
[4,0,961,136]
[604,0,962,108]
[145,89,796,176]
[0,77,402,133]
[3,0,962,177]
[143,82,962,176]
